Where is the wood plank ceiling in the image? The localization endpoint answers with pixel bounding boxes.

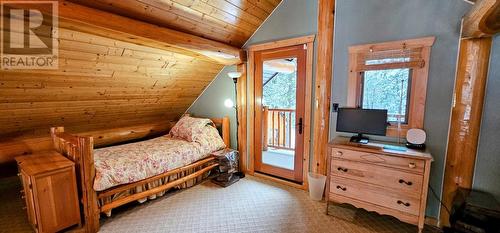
[0,0,281,160]
[1,27,224,138]
[68,0,282,47]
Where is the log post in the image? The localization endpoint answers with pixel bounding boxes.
[312,0,335,175]
[440,1,500,225]
[440,37,492,227]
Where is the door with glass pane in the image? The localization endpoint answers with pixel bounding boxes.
[254,45,306,183]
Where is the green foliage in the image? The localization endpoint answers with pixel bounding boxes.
[362,68,410,122]
[261,66,410,124]
[262,72,297,109]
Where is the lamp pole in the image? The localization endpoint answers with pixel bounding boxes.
[227,72,242,151]
[233,77,239,151]
[228,71,245,178]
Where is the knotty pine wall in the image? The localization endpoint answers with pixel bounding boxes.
[0,27,223,164]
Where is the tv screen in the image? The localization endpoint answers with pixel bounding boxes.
[336,108,388,136]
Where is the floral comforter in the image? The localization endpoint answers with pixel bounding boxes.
[93,120,225,191]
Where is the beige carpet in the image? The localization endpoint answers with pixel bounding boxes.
[0,175,439,233]
[0,176,33,233]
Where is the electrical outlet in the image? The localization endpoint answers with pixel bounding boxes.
[332,103,339,112]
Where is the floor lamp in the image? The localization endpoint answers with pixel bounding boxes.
[226,71,242,150]
[226,71,245,178]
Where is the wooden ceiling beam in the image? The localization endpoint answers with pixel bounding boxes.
[7,0,243,65]
[462,0,500,38]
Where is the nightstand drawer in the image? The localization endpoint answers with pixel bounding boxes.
[330,176,420,216]
[331,148,425,173]
[331,158,423,196]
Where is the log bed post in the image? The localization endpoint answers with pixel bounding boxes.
[50,127,99,232]
[79,136,99,233]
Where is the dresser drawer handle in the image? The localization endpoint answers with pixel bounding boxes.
[408,163,417,169]
[398,179,413,186]
[336,185,347,191]
[397,200,411,207]
[337,167,348,172]
[335,151,343,156]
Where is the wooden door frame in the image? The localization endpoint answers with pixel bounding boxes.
[254,45,306,183]
[246,35,315,190]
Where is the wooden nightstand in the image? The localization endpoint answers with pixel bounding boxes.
[15,150,81,233]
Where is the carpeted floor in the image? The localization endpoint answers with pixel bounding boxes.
[0,176,33,233]
[0,175,440,233]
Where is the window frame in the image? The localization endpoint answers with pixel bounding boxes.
[347,37,435,137]
[360,68,413,124]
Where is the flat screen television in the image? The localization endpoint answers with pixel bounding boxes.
[336,108,388,143]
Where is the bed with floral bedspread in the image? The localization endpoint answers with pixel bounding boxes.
[93,116,226,191]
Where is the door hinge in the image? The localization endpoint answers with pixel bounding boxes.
[28,184,32,189]
[303,44,307,50]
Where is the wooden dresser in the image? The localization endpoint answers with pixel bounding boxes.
[15,151,81,233]
[327,137,433,233]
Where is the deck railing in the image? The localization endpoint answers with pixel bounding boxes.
[263,107,295,151]
[261,111,404,151]
[387,113,406,124]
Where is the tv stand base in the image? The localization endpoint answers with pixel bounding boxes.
[350,134,369,144]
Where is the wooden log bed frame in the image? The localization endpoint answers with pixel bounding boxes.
[49,117,230,233]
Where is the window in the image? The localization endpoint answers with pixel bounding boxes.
[361,68,411,123]
[347,37,435,137]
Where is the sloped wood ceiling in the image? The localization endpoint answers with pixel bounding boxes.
[0,0,281,163]
[1,27,224,138]
[69,0,282,47]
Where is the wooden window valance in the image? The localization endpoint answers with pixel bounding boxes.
[356,47,425,71]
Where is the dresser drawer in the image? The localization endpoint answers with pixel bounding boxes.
[331,148,425,173]
[331,158,423,196]
[19,171,37,230]
[330,176,420,216]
